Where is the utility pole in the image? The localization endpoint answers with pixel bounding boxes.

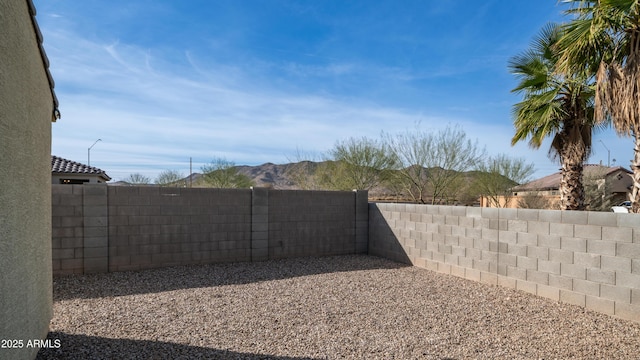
[88,139,102,166]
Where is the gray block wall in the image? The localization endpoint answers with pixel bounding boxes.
[267,190,359,258]
[51,185,85,274]
[84,185,109,273]
[52,186,367,274]
[251,187,269,262]
[369,203,640,322]
[107,186,253,272]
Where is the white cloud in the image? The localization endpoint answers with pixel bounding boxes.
[48,30,430,180]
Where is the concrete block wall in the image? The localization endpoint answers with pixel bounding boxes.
[52,185,111,274]
[369,203,640,322]
[267,190,364,258]
[84,185,108,272]
[251,187,269,262]
[355,190,369,253]
[107,186,252,272]
[52,184,85,275]
[52,186,367,274]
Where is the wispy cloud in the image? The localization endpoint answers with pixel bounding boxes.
[48,30,432,180]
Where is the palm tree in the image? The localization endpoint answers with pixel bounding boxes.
[556,0,640,212]
[510,23,596,210]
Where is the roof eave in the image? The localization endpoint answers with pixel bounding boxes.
[27,0,60,122]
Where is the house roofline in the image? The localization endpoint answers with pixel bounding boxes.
[51,156,111,181]
[514,165,632,192]
[27,0,60,122]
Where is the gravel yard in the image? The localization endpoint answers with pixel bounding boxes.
[38,255,640,359]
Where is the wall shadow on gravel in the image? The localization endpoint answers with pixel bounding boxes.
[36,332,322,360]
[53,255,410,301]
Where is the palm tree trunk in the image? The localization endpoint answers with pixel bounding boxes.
[630,128,640,213]
[560,160,585,211]
[557,123,587,211]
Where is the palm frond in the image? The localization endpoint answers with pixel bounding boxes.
[510,22,596,163]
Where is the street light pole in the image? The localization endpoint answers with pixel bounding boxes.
[599,140,610,167]
[88,139,102,166]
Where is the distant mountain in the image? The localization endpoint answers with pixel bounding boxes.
[180,161,507,204]
[182,161,317,189]
[234,162,299,189]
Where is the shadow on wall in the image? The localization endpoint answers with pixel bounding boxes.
[36,332,320,360]
[52,255,409,301]
[368,205,412,265]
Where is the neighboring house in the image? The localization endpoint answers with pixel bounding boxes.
[51,155,111,184]
[506,164,633,209]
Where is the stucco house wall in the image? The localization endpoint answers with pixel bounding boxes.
[0,1,58,359]
[52,173,109,184]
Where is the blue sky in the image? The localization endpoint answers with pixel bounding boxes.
[34,1,631,182]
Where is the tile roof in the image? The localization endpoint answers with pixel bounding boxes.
[51,156,111,180]
[28,0,60,122]
[514,164,631,191]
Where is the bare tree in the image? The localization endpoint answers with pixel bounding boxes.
[201,158,253,189]
[122,173,151,185]
[322,137,397,191]
[475,154,535,208]
[384,125,485,204]
[284,148,325,190]
[155,169,185,187]
[517,192,557,210]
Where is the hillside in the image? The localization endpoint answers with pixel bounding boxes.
[185,161,317,189]
[234,162,300,189]
[185,161,512,204]
[111,161,514,204]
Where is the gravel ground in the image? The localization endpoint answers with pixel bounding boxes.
[37,255,640,359]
